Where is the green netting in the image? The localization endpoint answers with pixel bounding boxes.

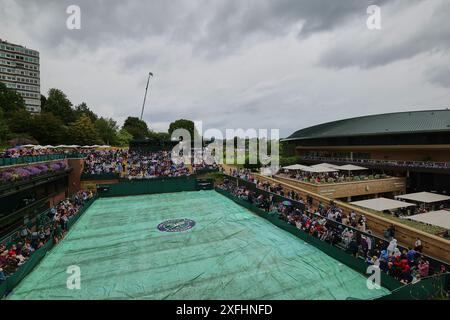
[7,190,390,300]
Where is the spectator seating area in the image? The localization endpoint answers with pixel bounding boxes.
[83,150,190,179]
[278,162,392,185]
[0,190,94,284]
[301,156,450,170]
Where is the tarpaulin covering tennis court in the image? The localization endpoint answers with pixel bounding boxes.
[8,191,390,300]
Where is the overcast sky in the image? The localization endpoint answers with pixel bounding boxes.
[1,0,450,138]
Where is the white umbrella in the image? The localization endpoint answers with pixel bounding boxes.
[304,166,339,173]
[311,163,341,170]
[282,164,311,170]
[337,164,368,171]
[21,144,35,148]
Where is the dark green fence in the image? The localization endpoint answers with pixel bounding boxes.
[0,196,97,298]
[81,173,120,180]
[378,273,449,300]
[97,176,199,197]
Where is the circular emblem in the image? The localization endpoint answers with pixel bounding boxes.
[157,218,196,233]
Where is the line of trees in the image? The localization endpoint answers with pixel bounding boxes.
[0,83,195,148]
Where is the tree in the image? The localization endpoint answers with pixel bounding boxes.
[0,108,10,145]
[95,117,118,145]
[29,112,66,145]
[74,102,98,123]
[7,109,32,135]
[42,88,75,124]
[122,117,149,139]
[0,82,26,117]
[116,128,133,147]
[152,132,170,141]
[168,119,197,140]
[68,115,102,145]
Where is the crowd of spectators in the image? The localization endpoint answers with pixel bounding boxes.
[192,149,220,172]
[0,147,61,158]
[279,170,390,184]
[0,190,94,284]
[219,172,447,285]
[301,155,450,170]
[83,150,190,179]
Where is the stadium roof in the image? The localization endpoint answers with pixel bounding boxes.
[283,109,450,141]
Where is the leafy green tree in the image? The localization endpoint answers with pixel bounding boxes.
[29,112,66,145]
[68,115,102,145]
[7,109,32,135]
[74,102,98,123]
[168,119,197,140]
[152,132,170,141]
[122,117,149,139]
[116,128,133,147]
[0,82,26,117]
[0,108,10,145]
[42,88,76,125]
[95,117,118,145]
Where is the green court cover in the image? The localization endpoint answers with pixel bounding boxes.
[8,191,390,300]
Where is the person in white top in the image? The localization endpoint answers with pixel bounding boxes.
[414,238,423,252]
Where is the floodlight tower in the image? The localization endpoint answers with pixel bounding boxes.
[140,72,154,120]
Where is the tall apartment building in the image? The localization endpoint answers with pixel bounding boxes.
[0,39,41,113]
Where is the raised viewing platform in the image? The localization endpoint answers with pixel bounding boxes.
[300,156,450,174]
[275,173,406,200]
[0,153,86,167]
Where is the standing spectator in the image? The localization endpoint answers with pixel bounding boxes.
[387,238,397,256]
[0,268,6,284]
[414,237,423,252]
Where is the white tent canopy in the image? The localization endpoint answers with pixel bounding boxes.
[311,163,342,169]
[351,197,416,211]
[395,192,450,204]
[337,164,368,171]
[407,210,450,229]
[305,166,338,173]
[282,164,311,171]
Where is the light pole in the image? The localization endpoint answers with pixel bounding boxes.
[140,72,153,120]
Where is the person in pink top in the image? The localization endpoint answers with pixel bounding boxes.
[418,260,430,278]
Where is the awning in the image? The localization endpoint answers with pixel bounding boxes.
[395,192,450,204]
[305,166,339,173]
[408,210,450,229]
[351,197,416,211]
[337,164,368,171]
[311,163,342,169]
[282,164,311,171]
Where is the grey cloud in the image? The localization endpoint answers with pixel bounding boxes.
[6,0,390,57]
[426,67,450,88]
[319,0,450,69]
